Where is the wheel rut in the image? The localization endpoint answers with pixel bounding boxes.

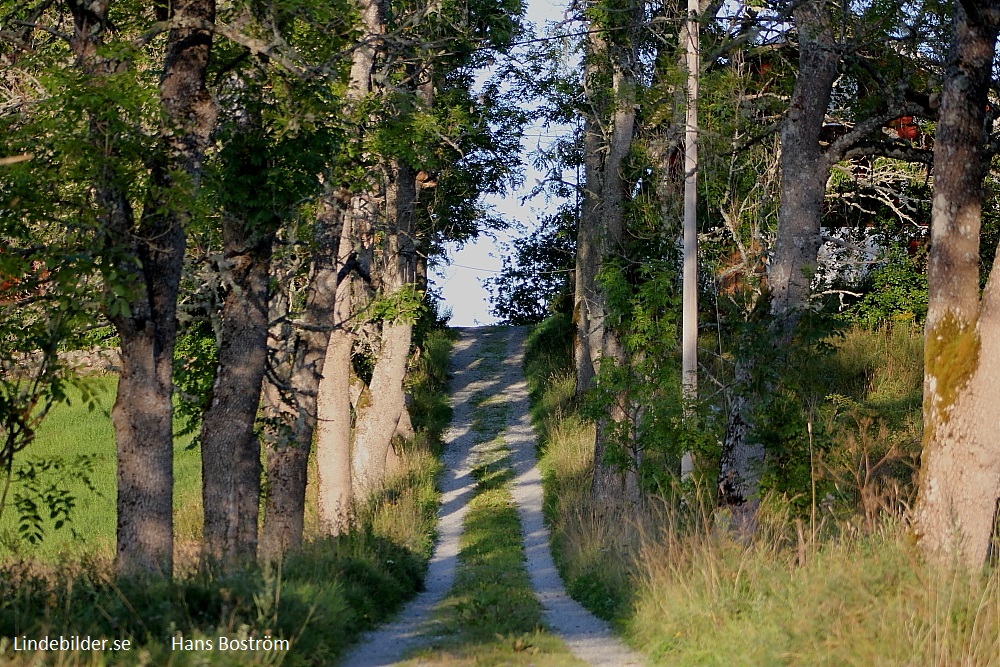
[339,326,643,666]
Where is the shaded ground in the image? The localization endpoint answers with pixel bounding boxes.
[340,326,643,666]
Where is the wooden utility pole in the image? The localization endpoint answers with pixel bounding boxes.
[681,0,699,478]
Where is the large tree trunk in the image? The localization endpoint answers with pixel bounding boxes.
[914,1,1000,568]
[576,0,642,503]
[259,196,344,560]
[199,216,273,569]
[351,161,417,499]
[574,8,642,501]
[718,0,838,512]
[68,0,216,576]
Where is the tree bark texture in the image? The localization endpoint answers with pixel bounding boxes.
[311,0,387,538]
[351,160,417,499]
[199,214,274,569]
[718,0,838,511]
[316,209,357,536]
[259,195,344,560]
[68,0,217,576]
[915,0,1000,567]
[117,0,216,577]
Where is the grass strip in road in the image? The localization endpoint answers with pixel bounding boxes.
[403,447,582,666]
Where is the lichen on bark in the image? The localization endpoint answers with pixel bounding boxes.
[925,311,981,428]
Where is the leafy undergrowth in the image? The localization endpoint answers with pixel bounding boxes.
[0,530,427,666]
[0,329,454,666]
[525,315,1000,666]
[402,326,581,667]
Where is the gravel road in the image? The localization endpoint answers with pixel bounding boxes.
[339,326,644,666]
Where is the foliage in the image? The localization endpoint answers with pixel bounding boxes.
[844,247,929,327]
[0,320,454,665]
[7,455,97,545]
[487,206,577,324]
[579,255,702,485]
[526,311,997,665]
[733,312,846,509]
[406,328,456,453]
[173,325,219,443]
[369,284,426,325]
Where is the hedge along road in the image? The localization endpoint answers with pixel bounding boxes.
[339,326,644,667]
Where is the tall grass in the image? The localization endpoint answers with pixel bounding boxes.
[525,316,1000,665]
[631,514,1000,666]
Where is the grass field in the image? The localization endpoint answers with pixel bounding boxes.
[0,375,202,560]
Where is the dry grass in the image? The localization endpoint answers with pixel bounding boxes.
[631,511,1000,666]
[525,317,1000,666]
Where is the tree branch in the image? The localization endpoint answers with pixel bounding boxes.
[129,17,308,77]
[841,140,933,165]
[0,154,33,166]
[11,19,69,41]
[823,103,926,165]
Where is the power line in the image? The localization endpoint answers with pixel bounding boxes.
[442,262,502,273]
[439,262,574,275]
[468,11,763,55]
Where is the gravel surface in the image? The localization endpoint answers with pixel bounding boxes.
[339,327,644,666]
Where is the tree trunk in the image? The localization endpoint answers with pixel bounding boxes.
[316,307,353,534]
[316,207,357,536]
[914,1,1000,568]
[574,106,604,396]
[199,218,273,569]
[718,0,838,512]
[351,162,417,499]
[591,60,639,502]
[259,196,343,560]
[351,322,412,497]
[311,0,386,536]
[70,0,217,576]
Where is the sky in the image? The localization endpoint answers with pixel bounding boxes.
[432,0,569,327]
